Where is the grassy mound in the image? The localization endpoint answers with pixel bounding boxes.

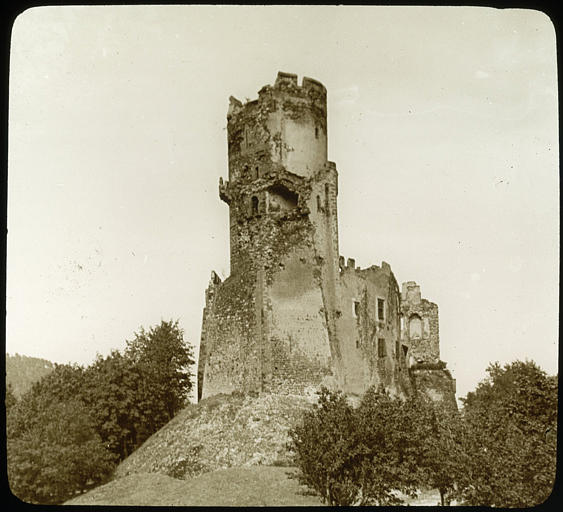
[113,391,312,480]
[66,466,322,506]
[65,391,442,506]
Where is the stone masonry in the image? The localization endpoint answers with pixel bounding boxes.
[198,72,456,408]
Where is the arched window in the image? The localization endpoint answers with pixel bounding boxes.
[251,196,259,216]
[409,314,422,339]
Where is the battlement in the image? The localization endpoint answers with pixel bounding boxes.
[338,257,392,276]
[228,71,327,121]
[273,71,327,95]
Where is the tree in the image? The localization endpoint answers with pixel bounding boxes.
[7,398,115,504]
[456,360,557,507]
[415,401,466,505]
[6,319,196,503]
[79,320,195,459]
[6,363,85,441]
[5,382,17,411]
[288,387,362,506]
[125,319,195,423]
[80,350,147,459]
[289,386,445,506]
[353,387,423,505]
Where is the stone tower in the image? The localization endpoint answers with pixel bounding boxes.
[199,72,340,399]
[198,72,456,408]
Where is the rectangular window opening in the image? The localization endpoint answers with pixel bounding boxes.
[377,298,385,321]
[353,300,360,318]
[378,338,386,358]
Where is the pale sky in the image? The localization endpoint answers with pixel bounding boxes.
[6,5,559,402]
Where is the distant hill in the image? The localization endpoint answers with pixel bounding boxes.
[6,353,55,397]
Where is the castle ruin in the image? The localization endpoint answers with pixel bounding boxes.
[198,72,456,408]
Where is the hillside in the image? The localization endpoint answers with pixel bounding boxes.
[65,391,318,506]
[6,353,55,397]
[114,391,312,479]
[64,390,443,506]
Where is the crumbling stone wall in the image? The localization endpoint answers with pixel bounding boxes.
[400,281,440,363]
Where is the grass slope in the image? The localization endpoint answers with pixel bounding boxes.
[114,391,312,479]
[65,391,442,506]
[66,466,322,506]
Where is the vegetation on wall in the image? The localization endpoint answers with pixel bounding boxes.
[6,319,195,505]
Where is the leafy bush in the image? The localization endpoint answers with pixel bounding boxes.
[288,387,453,505]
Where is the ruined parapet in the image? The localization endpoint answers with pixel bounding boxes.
[400,282,456,408]
[226,71,328,183]
[400,281,439,363]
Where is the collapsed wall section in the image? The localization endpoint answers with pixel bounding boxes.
[399,281,457,409]
[400,281,440,363]
[199,269,261,400]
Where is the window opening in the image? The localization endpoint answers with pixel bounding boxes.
[251,196,259,216]
[409,314,422,339]
[353,300,360,318]
[378,338,386,358]
[377,298,385,321]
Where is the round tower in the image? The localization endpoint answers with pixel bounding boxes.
[219,72,332,276]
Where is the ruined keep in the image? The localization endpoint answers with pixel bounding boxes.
[198,72,456,408]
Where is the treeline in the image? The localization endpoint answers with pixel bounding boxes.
[289,360,557,507]
[6,320,195,505]
[6,354,55,397]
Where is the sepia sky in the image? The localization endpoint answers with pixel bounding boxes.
[7,5,558,402]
